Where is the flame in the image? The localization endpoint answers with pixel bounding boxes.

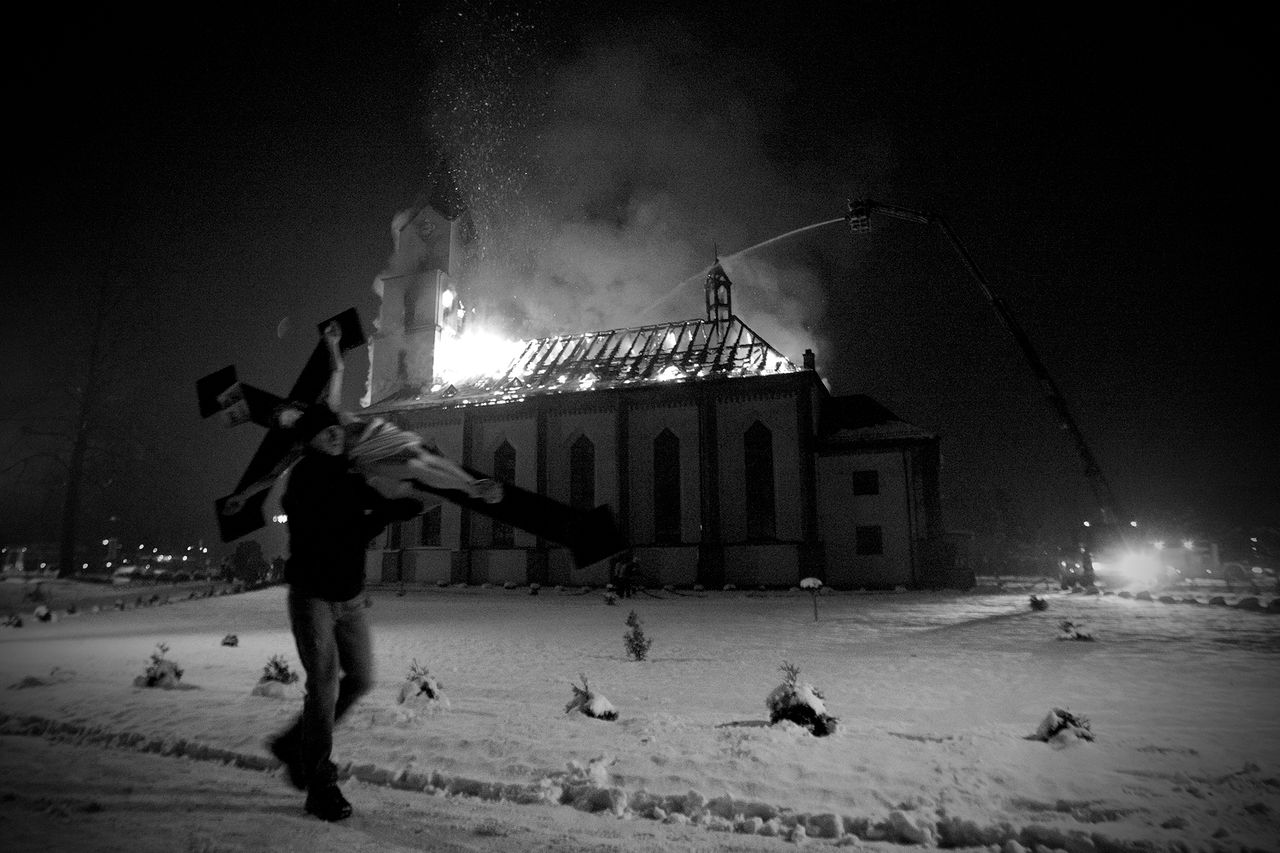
[433,329,526,384]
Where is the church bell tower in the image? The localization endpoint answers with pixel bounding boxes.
[363,204,469,407]
[704,254,733,332]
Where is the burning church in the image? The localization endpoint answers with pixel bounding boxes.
[359,206,966,590]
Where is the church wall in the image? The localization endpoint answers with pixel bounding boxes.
[630,545,699,586]
[362,378,944,590]
[393,410,467,551]
[722,543,801,587]
[397,547,453,585]
[468,549,529,586]
[817,450,914,588]
[468,413,538,549]
[543,405,618,512]
[715,393,804,543]
[625,400,701,545]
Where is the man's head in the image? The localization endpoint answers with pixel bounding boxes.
[293,404,343,456]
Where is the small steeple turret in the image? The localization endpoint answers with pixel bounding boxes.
[704,249,732,331]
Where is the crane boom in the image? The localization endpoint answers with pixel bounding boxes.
[845,199,1123,527]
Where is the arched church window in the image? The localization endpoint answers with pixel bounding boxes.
[653,429,681,543]
[570,434,595,511]
[492,441,516,547]
[744,421,776,540]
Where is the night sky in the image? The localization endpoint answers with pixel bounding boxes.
[4,1,1272,557]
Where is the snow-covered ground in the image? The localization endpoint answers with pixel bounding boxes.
[1,579,1277,851]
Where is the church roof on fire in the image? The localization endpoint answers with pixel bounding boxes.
[372,315,802,410]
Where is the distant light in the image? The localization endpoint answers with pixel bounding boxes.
[105,561,112,568]
[1182,539,1194,550]
[1129,520,1139,527]
[1153,540,1165,550]
[1115,551,1163,587]
[101,539,109,546]
[82,563,88,569]
[272,514,288,524]
[1082,521,1091,527]
[182,555,188,561]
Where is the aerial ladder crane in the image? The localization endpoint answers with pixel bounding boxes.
[844,199,1129,582]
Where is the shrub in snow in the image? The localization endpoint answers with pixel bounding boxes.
[766,661,838,736]
[3,614,22,628]
[529,583,540,596]
[565,674,617,720]
[252,654,302,698]
[8,667,74,689]
[1029,595,1048,611]
[800,577,823,620]
[1058,620,1094,641]
[604,591,617,606]
[135,643,183,688]
[261,654,299,684]
[503,581,517,590]
[623,610,652,661]
[221,633,239,647]
[1031,707,1094,743]
[397,658,449,708]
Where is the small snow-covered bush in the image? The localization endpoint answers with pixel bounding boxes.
[1058,620,1094,641]
[623,610,652,661]
[260,654,299,685]
[251,654,303,698]
[1031,707,1094,743]
[135,643,183,688]
[1029,595,1048,611]
[766,661,837,736]
[565,674,617,720]
[221,633,239,647]
[397,658,448,707]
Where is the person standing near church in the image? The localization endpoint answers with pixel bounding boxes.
[266,402,422,822]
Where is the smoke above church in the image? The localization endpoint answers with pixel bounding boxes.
[408,4,890,365]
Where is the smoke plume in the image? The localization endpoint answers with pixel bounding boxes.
[416,3,888,364]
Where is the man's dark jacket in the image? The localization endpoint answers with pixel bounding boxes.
[283,451,420,601]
